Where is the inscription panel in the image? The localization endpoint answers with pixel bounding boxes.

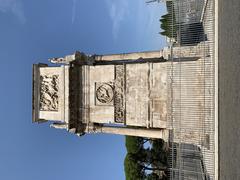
[125,64,149,127]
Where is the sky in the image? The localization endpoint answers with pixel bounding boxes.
[0,0,166,180]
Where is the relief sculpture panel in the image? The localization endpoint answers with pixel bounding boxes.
[40,75,59,111]
[95,82,114,106]
[114,65,125,123]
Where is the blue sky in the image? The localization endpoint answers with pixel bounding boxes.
[0,0,166,179]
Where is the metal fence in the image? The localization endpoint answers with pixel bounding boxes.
[165,0,216,179]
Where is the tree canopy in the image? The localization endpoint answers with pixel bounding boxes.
[159,1,177,39]
[124,136,168,180]
[124,154,145,180]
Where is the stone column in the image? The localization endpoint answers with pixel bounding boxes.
[88,125,169,141]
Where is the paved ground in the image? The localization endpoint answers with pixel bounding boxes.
[218,0,240,179]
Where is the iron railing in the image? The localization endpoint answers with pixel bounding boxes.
[165,0,216,179]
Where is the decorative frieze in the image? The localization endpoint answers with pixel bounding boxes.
[114,65,126,123]
[39,75,59,111]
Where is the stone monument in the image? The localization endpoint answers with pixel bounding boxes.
[32,49,172,140]
[32,44,207,140]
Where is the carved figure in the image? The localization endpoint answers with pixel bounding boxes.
[96,83,114,104]
[40,75,59,111]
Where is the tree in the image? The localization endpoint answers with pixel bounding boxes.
[146,173,161,180]
[124,136,169,180]
[125,136,144,154]
[151,139,168,167]
[124,154,145,180]
[159,1,177,39]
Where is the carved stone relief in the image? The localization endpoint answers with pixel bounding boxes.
[95,82,114,106]
[114,65,125,123]
[39,75,59,111]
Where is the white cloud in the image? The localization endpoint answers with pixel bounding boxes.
[105,0,129,40]
[0,0,26,24]
[71,0,77,24]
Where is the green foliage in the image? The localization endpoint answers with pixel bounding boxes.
[124,154,145,180]
[151,139,168,172]
[152,139,167,163]
[125,136,144,154]
[159,1,177,39]
[146,173,160,180]
[124,136,146,180]
[124,136,169,180]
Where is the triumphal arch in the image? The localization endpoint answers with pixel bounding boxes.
[32,44,207,142]
[32,48,174,140]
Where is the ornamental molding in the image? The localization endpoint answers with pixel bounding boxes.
[114,65,125,123]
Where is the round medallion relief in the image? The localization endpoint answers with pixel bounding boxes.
[96,83,114,104]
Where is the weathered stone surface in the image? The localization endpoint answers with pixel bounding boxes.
[95,82,114,105]
[125,62,168,128]
[39,75,59,111]
[126,63,149,127]
[33,66,69,122]
[114,65,125,123]
[33,56,171,138]
[34,49,203,141]
[89,65,115,124]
